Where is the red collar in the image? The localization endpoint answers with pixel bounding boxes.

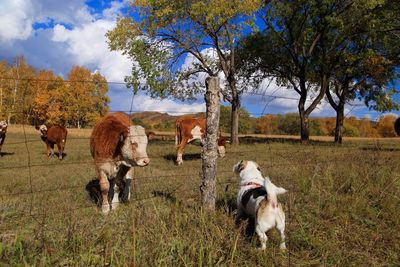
[243,182,263,188]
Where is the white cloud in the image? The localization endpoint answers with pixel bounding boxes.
[0,0,34,43]
[51,18,131,82]
[109,88,205,115]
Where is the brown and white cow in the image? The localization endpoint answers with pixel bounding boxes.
[395,117,400,136]
[90,112,150,214]
[0,120,7,155]
[36,124,68,160]
[175,117,226,165]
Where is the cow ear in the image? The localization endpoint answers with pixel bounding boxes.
[120,130,128,142]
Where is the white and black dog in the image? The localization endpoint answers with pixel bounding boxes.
[233,160,287,250]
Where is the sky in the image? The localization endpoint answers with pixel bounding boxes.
[0,0,398,121]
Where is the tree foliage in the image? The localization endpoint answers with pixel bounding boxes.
[107,0,263,144]
[0,57,110,127]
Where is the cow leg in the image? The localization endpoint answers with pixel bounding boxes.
[116,165,132,203]
[98,171,110,214]
[108,178,120,210]
[176,138,188,165]
[0,135,4,155]
[46,142,51,157]
[56,142,63,160]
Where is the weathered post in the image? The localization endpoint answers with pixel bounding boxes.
[200,76,220,211]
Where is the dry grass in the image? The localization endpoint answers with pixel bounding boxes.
[0,126,399,266]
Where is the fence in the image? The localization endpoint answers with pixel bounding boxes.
[0,77,399,266]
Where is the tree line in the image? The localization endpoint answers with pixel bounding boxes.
[108,0,399,144]
[0,56,110,128]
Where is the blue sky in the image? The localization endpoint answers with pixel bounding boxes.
[0,0,398,121]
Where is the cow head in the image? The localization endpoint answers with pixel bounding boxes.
[36,124,48,137]
[0,120,7,134]
[120,125,150,167]
[217,135,226,158]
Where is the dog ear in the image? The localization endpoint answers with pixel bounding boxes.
[275,187,288,195]
[233,160,247,174]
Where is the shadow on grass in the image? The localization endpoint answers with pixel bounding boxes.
[152,190,177,203]
[163,153,201,162]
[0,152,15,157]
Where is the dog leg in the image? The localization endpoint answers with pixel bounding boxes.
[255,225,268,250]
[276,208,286,250]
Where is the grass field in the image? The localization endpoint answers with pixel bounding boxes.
[1,125,400,266]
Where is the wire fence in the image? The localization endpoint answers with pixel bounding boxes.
[0,77,399,266]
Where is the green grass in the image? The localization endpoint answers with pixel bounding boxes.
[1,127,400,266]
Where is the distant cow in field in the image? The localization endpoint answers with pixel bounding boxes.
[0,120,7,155]
[36,124,68,160]
[395,117,400,136]
[90,112,150,214]
[175,117,226,165]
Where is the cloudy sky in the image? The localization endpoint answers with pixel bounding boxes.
[0,0,398,120]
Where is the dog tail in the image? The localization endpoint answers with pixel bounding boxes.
[264,177,287,197]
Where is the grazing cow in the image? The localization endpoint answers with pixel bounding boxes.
[0,120,7,155]
[36,124,68,160]
[90,112,150,214]
[175,117,226,165]
[395,117,400,136]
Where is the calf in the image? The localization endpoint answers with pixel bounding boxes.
[0,120,7,155]
[36,124,68,160]
[175,117,226,165]
[90,112,150,214]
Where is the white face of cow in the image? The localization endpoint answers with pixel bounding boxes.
[39,124,47,136]
[217,145,226,157]
[0,121,7,133]
[120,125,150,167]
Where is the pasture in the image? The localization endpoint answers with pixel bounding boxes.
[1,125,399,266]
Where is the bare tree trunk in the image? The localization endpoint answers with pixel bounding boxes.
[201,76,220,211]
[231,97,240,144]
[334,101,345,144]
[298,94,309,143]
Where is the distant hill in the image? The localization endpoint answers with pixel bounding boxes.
[129,111,205,130]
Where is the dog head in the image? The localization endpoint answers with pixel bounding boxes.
[233,160,263,179]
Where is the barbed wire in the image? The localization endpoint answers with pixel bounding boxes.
[1,76,399,267]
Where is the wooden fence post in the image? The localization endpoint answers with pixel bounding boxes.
[201,76,220,211]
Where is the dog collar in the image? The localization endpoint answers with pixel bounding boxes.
[242,182,263,188]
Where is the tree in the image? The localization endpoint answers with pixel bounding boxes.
[5,56,35,124]
[376,114,397,137]
[324,1,400,143]
[219,105,251,134]
[107,0,263,144]
[66,66,110,128]
[238,0,397,143]
[254,114,277,134]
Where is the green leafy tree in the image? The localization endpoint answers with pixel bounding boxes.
[219,105,251,134]
[107,0,263,144]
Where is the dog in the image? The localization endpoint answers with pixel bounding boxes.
[233,160,287,250]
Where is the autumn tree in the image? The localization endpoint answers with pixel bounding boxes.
[1,56,36,124]
[107,0,263,144]
[31,70,67,124]
[66,66,110,128]
[376,114,397,137]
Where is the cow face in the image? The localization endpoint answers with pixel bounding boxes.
[120,125,150,167]
[217,136,226,157]
[38,124,48,137]
[0,121,7,134]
